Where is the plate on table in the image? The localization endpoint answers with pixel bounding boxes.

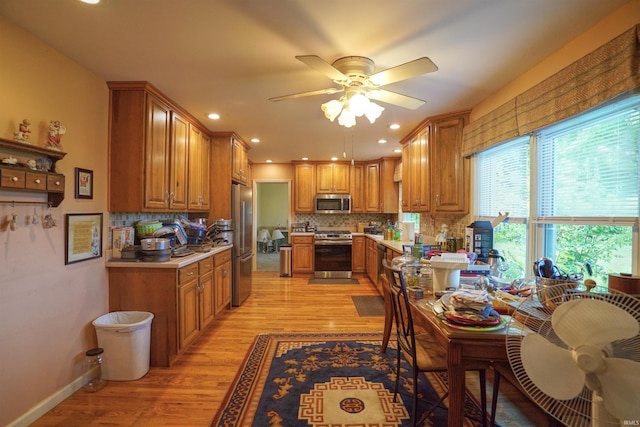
[430,293,453,315]
[440,316,507,332]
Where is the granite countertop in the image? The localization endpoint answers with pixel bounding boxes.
[106,244,233,269]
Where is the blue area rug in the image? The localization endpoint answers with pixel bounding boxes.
[211,332,489,426]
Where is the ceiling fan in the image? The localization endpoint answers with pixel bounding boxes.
[269,55,438,127]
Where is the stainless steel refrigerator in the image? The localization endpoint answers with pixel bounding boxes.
[231,184,253,306]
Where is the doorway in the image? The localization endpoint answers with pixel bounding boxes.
[254,181,291,271]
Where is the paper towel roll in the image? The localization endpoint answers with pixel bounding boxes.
[401,221,415,242]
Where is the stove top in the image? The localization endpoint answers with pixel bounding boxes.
[314,230,353,240]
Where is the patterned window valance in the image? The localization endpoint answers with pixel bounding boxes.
[463,24,640,157]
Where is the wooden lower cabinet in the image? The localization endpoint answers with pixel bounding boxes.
[108,251,230,367]
[352,235,366,273]
[292,235,314,274]
[214,249,232,315]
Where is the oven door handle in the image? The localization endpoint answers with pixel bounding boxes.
[314,240,353,246]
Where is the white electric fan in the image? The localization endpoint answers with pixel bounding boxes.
[505,284,640,427]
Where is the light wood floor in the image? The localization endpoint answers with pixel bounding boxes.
[31,272,547,426]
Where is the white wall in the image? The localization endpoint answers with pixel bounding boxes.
[0,17,109,426]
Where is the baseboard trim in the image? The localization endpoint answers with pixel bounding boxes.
[7,376,83,427]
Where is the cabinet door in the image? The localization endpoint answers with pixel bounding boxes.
[431,115,467,213]
[401,143,411,212]
[410,129,430,212]
[232,138,248,184]
[144,95,171,209]
[351,236,366,273]
[332,163,350,193]
[178,278,199,350]
[350,163,364,213]
[199,270,215,329]
[292,236,314,273]
[294,164,316,212]
[316,164,334,193]
[188,126,211,210]
[364,162,381,212]
[170,112,189,210]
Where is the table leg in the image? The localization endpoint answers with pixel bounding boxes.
[447,343,465,427]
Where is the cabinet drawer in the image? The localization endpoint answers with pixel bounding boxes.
[199,256,214,274]
[25,171,47,190]
[179,263,199,284]
[47,174,65,193]
[0,168,25,189]
[292,236,313,244]
[214,249,231,266]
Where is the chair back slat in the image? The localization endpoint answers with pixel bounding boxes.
[383,259,418,364]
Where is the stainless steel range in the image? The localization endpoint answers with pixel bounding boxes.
[314,230,353,279]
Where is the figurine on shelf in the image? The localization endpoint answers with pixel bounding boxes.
[13,119,32,143]
[46,120,66,151]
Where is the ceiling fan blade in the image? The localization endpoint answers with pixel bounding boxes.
[367,89,425,110]
[369,57,438,86]
[296,55,348,82]
[269,87,344,102]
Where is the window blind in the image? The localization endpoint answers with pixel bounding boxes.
[477,137,530,218]
[537,96,640,218]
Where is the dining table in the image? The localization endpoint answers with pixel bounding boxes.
[408,296,524,427]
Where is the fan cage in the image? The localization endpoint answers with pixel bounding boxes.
[505,285,640,427]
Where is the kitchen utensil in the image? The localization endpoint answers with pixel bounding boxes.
[140,238,171,251]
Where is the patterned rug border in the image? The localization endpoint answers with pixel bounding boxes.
[211,331,487,427]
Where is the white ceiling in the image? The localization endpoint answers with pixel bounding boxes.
[0,0,629,163]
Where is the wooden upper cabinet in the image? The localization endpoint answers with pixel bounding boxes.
[379,157,399,214]
[169,112,189,210]
[188,126,211,211]
[316,162,350,193]
[399,110,469,214]
[350,163,365,213]
[364,162,381,212]
[430,114,468,213]
[294,163,316,212]
[108,81,214,212]
[232,137,249,185]
[143,94,172,210]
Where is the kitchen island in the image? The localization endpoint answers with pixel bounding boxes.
[106,245,232,367]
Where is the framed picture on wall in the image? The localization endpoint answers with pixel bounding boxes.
[65,213,103,264]
[75,167,93,199]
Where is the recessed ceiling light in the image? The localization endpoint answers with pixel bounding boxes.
[251,138,260,143]
[331,156,338,161]
[80,0,100,3]
[378,139,387,144]
[389,123,400,130]
[266,159,273,163]
[393,148,402,153]
[207,113,220,120]
[301,157,309,161]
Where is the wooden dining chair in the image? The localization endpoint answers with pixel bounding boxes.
[383,259,490,427]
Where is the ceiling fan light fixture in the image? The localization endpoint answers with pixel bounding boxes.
[348,93,370,117]
[363,101,384,124]
[337,109,356,128]
[321,99,343,122]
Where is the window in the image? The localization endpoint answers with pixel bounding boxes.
[475,95,640,286]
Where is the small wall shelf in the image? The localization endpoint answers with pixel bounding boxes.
[0,137,67,207]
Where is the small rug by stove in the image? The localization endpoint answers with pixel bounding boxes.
[351,295,385,316]
[210,332,489,426]
[308,278,360,284]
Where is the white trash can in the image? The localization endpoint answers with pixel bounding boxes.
[92,311,154,381]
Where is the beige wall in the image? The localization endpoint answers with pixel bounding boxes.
[0,17,109,426]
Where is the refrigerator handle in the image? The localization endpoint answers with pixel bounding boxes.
[240,200,245,253]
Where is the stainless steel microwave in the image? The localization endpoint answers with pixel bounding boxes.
[315,194,351,214]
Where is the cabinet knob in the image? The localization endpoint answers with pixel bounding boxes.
[54,180,61,186]
[35,179,41,184]
[11,176,19,182]
[435,194,440,207]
